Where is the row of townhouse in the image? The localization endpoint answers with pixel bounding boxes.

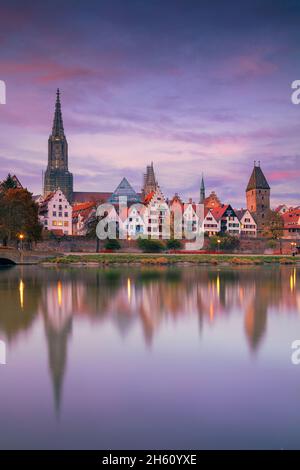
[38,186,257,239]
[281,208,300,239]
[92,188,257,239]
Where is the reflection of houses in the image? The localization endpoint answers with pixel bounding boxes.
[2,265,300,415]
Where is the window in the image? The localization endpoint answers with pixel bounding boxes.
[64,221,69,227]
[64,212,68,217]
[52,220,57,226]
[53,211,56,216]
[59,212,62,217]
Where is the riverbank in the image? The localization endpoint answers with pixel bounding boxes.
[42,253,300,266]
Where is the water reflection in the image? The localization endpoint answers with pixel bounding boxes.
[0,265,299,417]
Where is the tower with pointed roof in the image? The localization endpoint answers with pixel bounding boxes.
[246,161,270,232]
[142,162,158,200]
[44,89,73,202]
[200,174,205,204]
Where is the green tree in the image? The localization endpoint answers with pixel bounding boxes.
[0,174,19,191]
[263,210,284,240]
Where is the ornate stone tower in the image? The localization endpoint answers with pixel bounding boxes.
[200,174,205,204]
[44,89,73,202]
[141,162,158,200]
[246,162,270,232]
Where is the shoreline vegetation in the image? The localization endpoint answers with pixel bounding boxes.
[41,253,300,266]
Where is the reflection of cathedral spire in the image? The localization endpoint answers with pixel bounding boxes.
[41,281,74,415]
[44,316,72,414]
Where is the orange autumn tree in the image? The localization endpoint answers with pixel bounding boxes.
[0,188,42,247]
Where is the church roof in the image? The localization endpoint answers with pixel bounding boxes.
[72,191,112,203]
[246,165,270,191]
[109,177,140,203]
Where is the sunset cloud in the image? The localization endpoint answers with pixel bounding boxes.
[0,0,299,207]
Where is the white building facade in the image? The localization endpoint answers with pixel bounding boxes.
[39,189,72,235]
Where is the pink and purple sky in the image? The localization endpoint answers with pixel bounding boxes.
[0,0,299,207]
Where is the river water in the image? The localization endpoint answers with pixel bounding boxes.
[0,264,299,449]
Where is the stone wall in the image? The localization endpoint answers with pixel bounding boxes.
[33,236,300,254]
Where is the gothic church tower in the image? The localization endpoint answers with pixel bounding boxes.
[44,89,73,202]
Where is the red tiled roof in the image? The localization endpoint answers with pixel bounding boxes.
[211,204,229,221]
[72,201,96,213]
[143,191,155,204]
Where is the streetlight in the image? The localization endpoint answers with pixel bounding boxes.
[18,233,24,251]
[217,238,221,253]
[291,241,296,256]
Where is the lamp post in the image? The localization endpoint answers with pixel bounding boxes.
[291,241,296,256]
[217,238,221,253]
[18,234,25,264]
[18,233,24,251]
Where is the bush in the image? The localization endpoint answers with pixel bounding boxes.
[209,233,240,251]
[166,239,182,250]
[104,239,121,251]
[137,238,165,253]
[267,239,277,249]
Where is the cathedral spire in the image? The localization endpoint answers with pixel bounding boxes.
[200,173,205,204]
[52,88,65,137]
[142,162,158,200]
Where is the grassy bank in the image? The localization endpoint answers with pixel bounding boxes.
[41,253,299,266]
